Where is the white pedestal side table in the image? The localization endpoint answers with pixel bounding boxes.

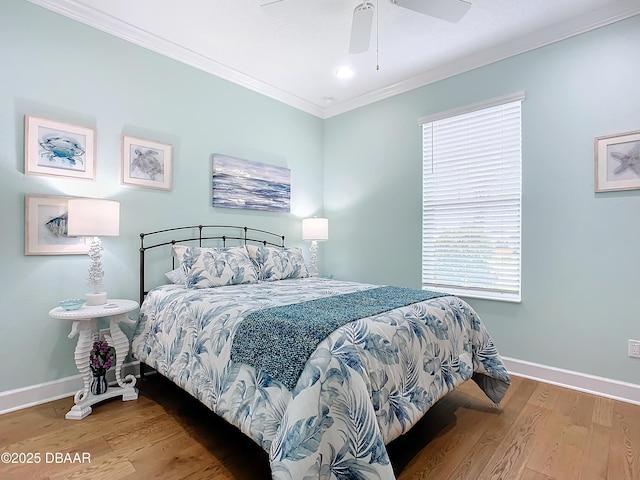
[49,299,139,420]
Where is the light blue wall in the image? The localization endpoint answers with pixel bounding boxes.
[324,15,640,384]
[0,0,324,393]
[2,0,639,398]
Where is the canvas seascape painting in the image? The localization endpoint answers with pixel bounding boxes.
[212,154,291,212]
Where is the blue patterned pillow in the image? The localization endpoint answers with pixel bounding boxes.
[182,246,258,288]
[245,245,309,282]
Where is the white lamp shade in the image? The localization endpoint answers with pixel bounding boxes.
[67,198,120,237]
[302,217,328,241]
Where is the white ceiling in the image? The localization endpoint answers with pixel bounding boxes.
[29,0,640,118]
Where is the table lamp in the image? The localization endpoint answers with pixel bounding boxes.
[302,217,328,276]
[67,198,120,306]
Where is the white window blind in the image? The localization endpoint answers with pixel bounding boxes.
[421,93,523,302]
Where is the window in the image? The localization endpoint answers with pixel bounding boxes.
[420,92,524,302]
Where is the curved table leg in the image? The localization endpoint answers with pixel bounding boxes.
[108,313,138,400]
[66,319,96,420]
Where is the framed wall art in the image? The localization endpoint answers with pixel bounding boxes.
[595,130,640,192]
[24,115,96,180]
[212,154,291,213]
[25,195,90,255]
[122,135,173,190]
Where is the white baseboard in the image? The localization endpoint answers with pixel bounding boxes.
[0,361,141,415]
[2,358,640,415]
[502,356,640,406]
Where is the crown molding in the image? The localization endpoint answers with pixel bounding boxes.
[323,0,640,118]
[28,0,640,120]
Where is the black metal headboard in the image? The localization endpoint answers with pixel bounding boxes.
[139,225,285,304]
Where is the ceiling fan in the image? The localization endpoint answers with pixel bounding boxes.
[350,0,471,53]
[261,0,471,54]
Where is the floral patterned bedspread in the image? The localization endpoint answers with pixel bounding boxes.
[132,277,510,480]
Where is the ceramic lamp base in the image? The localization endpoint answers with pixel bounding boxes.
[308,240,319,276]
[86,292,107,306]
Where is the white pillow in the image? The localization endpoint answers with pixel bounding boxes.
[165,266,186,285]
[171,244,189,265]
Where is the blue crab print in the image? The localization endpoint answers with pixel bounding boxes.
[39,136,85,166]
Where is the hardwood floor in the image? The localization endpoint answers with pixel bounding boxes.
[1,374,639,479]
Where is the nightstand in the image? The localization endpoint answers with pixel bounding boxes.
[49,299,139,420]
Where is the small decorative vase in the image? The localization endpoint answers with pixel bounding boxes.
[91,374,108,395]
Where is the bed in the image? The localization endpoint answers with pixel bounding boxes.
[131,225,510,480]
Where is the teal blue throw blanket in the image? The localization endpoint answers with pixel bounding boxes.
[230,286,449,390]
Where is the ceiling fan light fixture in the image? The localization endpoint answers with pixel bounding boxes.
[335,65,355,79]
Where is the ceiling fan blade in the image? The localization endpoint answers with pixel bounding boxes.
[391,0,471,23]
[349,2,375,54]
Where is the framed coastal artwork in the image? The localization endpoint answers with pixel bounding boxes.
[212,154,291,212]
[24,115,96,180]
[121,135,173,190]
[24,195,90,255]
[595,130,640,192]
